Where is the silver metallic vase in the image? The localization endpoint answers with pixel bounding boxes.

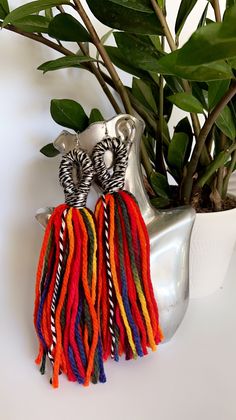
[37,114,195,341]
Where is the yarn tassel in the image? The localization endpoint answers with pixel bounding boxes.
[34,204,106,387]
[34,149,106,387]
[95,190,163,360]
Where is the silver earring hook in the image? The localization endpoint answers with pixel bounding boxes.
[74,131,89,153]
[75,131,81,148]
[104,121,109,138]
[115,116,136,155]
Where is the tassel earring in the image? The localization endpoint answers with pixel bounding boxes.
[92,137,163,362]
[33,149,106,388]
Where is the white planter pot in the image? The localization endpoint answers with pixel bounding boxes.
[190,200,236,298]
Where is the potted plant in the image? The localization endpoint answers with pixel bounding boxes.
[1,0,236,297]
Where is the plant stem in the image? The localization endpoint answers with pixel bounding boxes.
[150,2,203,146]
[78,42,121,113]
[73,0,133,114]
[150,0,176,51]
[222,149,236,198]
[3,15,151,178]
[216,133,226,196]
[182,79,201,138]
[155,36,166,175]
[4,24,74,56]
[92,67,160,176]
[100,70,159,133]
[141,138,153,178]
[180,82,236,204]
[211,0,221,22]
[4,23,121,113]
[56,4,122,114]
[216,167,224,197]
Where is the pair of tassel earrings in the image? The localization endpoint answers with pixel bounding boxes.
[34,136,163,388]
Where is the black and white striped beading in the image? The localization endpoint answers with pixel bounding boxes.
[92,137,128,193]
[59,149,94,208]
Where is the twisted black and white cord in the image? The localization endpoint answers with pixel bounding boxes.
[59,149,94,208]
[102,194,116,359]
[48,208,67,365]
[92,137,128,193]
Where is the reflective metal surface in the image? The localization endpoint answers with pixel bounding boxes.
[36,114,196,341]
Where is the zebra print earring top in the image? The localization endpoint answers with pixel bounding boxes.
[92,136,128,193]
[92,137,163,362]
[59,149,94,208]
[34,148,106,388]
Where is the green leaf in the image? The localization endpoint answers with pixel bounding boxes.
[149,171,170,199]
[157,50,233,81]
[175,0,198,36]
[50,99,89,132]
[142,135,155,163]
[174,7,236,67]
[89,109,104,124]
[191,82,208,109]
[163,84,174,121]
[107,0,152,12]
[132,78,157,113]
[198,150,232,187]
[96,29,113,60]
[162,118,171,145]
[151,197,170,209]
[114,32,163,72]
[13,15,50,33]
[38,55,95,73]
[167,132,189,171]
[225,157,236,172]
[226,0,236,7]
[40,143,60,157]
[208,80,230,110]
[215,105,236,140]
[0,0,9,19]
[164,75,183,94]
[86,0,163,35]
[205,18,214,25]
[157,5,236,78]
[2,0,70,26]
[149,35,163,52]
[156,0,165,8]
[174,116,193,164]
[223,3,236,22]
[229,56,236,69]
[106,46,150,79]
[44,7,53,20]
[167,92,204,113]
[101,28,114,44]
[48,13,91,42]
[197,3,209,28]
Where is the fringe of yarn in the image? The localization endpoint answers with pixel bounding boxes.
[34,204,106,388]
[95,190,163,361]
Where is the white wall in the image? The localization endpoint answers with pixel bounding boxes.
[0,0,223,381]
